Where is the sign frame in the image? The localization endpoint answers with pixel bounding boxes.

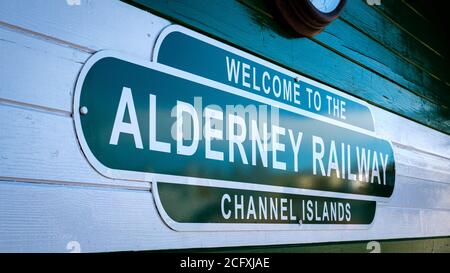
[73,50,395,231]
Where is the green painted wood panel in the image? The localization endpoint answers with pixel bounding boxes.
[375,0,448,59]
[125,0,450,134]
[162,236,450,253]
[404,0,449,38]
[240,0,450,108]
[319,20,449,105]
[341,0,449,85]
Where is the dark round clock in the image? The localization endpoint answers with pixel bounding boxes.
[275,0,347,37]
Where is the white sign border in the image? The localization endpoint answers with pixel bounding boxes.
[73,50,395,231]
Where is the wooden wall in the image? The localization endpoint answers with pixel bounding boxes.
[0,0,449,252]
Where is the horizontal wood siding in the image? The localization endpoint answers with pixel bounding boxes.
[0,0,449,252]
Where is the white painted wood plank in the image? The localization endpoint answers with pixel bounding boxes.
[420,209,450,235]
[392,176,450,210]
[371,105,450,159]
[0,26,89,112]
[395,145,450,184]
[0,180,449,252]
[397,162,450,185]
[1,103,449,210]
[0,181,155,253]
[0,0,170,59]
[0,102,148,190]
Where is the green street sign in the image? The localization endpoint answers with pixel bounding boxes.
[154,25,375,132]
[73,51,395,231]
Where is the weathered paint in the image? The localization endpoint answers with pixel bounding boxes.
[127,0,450,134]
[0,0,449,252]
